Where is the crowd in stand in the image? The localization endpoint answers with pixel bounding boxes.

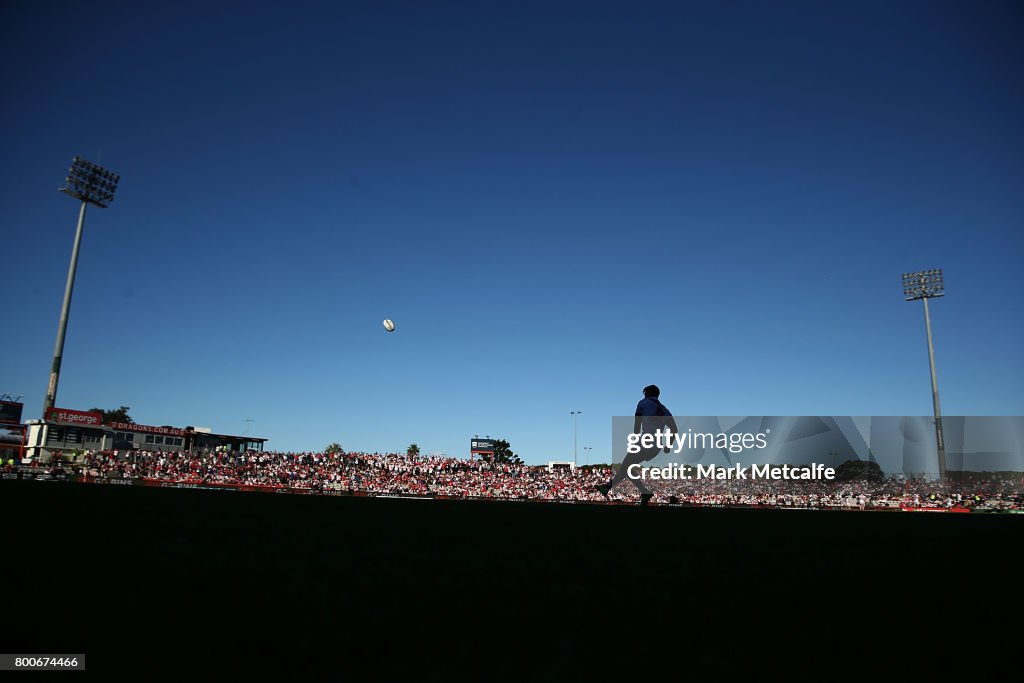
[638,473,1023,510]
[68,449,614,501]
[9,448,1023,510]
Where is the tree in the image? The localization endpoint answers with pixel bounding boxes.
[407,444,420,457]
[489,439,523,466]
[325,442,344,456]
[90,406,133,424]
[834,459,884,482]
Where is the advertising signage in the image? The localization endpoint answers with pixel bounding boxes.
[43,409,188,437]
[45,407,102,427]
[108,421,187,437]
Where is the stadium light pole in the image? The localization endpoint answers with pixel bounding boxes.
[583,446,592,466]
[902,269,947,479]
[43,157,120,415]
[571,411,582,466]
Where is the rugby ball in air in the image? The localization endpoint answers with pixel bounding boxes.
[383,319,395,332]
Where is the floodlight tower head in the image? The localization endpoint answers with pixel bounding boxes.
[903,269,944,302]
[59,156,119,208]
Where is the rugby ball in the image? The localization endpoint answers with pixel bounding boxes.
[383,319,395,332]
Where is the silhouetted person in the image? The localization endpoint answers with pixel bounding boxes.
[597,384,678,505]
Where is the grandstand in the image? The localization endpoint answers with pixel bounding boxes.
[5,447,1021,511]
[23,406,267,462]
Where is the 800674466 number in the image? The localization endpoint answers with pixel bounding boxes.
[2,655,85,670]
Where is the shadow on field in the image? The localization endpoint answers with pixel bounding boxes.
[1,481,1020,675]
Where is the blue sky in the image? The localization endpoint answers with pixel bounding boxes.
[2,0,1021,464]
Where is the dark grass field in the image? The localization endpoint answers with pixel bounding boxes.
[2,480,1021,676]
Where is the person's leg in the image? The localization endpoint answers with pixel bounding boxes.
[605,451,654,493]
[629,448,659,504]
[606,455,635,490]
[631,473,653,496]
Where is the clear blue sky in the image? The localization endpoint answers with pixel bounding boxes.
[2,1,1021,464]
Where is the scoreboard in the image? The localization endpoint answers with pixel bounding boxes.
[470,438,497,455]
[0,401,23,425]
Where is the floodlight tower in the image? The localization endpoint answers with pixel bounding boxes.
[43,157,120,414]
[571,411,582,466]
[902,269,947,479]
